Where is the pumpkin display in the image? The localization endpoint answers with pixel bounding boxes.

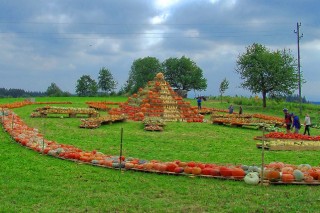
[2,108,320,185]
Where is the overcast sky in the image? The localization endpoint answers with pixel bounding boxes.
[1,0,319,101]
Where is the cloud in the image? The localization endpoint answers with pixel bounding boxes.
[0,0,320,101]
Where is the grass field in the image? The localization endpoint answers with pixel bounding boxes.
[1,97,320,212]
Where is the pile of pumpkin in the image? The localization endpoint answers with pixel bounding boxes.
[31,106,99,118]
[79,114,127,129]
[1,108,320,185]
[264,132,320,141]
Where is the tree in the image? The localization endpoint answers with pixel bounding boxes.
[235,43,299,107]
[125,57,162,94]
[46,82,63,97]
[98,67,117,96]
[162,56,207,92]
[219,78,229,103]
[75,75,98,97]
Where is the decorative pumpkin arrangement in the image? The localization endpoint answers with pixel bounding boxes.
[2,106,320,186]
[108,73,204,123]
[31,106,99,118]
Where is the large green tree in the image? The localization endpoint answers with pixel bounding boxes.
[235,43,299,107]
[125,57,162,94]
[162,56,207,92]
[75,75,98,97]
[98,67,117,95]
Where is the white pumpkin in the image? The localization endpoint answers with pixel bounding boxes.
[244,172,260,185]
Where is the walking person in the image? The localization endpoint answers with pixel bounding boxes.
[228,104,234,114]
[291,113,301,134]
[303,113,311,135]
[283,108,292,134]
[197,96,202,110]
[239,105,243,115]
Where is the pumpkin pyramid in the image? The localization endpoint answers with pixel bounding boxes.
[109,73,203,122]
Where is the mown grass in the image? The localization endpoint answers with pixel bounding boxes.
[1,96,320,212]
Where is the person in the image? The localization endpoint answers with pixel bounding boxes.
[239,105,243,115]
[228,104,234,114]
[197,96,202,110]
[283,108,292,134]
[303,113,311,135]
[291,113,301,134]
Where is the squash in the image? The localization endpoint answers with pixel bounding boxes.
[293,169,304,181]
[244,172,260,185]
[232,168,245,180]
[281,174,294,183]
[266,170,280,182]
[191,167,202,175]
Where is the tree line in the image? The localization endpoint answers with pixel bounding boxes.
[74,56,207,97]
[2,43,303,107]
[0,88,46,98]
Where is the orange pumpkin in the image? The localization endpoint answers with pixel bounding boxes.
[281,174,294,183]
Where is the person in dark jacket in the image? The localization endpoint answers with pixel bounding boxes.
[291,113,301,134]
[283,108,292,134]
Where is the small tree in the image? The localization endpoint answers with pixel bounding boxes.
[219,78,229,103]
[46,82,63,97]
[98,67,117,96]
[76,75,98,97]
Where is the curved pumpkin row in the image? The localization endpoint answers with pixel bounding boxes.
[1,108,320,185]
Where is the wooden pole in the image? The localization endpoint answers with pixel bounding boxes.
[119,127,124,172]
[261,125,265,186]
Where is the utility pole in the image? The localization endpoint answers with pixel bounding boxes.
[294,22,303,116]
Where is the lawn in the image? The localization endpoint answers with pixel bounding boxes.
[1,97,320,212]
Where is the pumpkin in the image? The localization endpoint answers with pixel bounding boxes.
[308,169,319,180]
[304,175,314,183]
[281,166,294,174]
[143,163,154,171]
[187,162,196,167]
[201,168,214,176]
[178,162,188,168]
[125,162,134,169]
[166,163,178,172]
[244,172,260,185]
[220,166,232,177]
[232,168,245,180]
[293,169,304,181]
[174,167,184,173]
[184,166,193,174]
[281,174,294,183]
[266,170,280,182]
[191,167,202,175]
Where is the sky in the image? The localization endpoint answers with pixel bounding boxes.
[0,0,319,101]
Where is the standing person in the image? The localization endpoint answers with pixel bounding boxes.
[303,113,311,135]
[283,108,292,134]
[291,113,301,134]
[197,96,202,110]
[239,105,243,115]
[228,104,234,114]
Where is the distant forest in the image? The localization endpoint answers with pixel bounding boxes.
[0,88,46,98]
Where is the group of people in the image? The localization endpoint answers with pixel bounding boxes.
[283,108,311,135]
[228,104,242,115]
